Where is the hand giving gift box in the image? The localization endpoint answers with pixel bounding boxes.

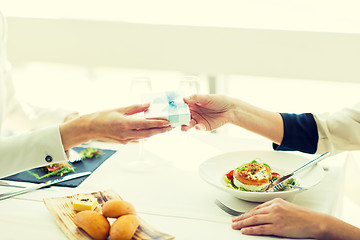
[143,91,191,127]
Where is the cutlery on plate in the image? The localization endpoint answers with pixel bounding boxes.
[267,152,330,192]
[0,172,91,201]
[215,199,245,216]
[288,185,308,190]
[274,183,309,191]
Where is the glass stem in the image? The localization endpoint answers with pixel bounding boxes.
[138,139,144,160]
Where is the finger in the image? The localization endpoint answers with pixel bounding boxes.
[127,117,171,130]
[232,202,273,222]
[95,137,118,143]
[240,224,275,236]
[131,126,173,138]
[183,94,209,106]
[183,94,197,104]
[99,136,142,145]
[195,123,206,131]
[181,119,197,132]
[188,111,205,127]
[97,136,132,143]
[232,212,272,230]
[245,198,280,214]
[120,103,150,115]
[181,125,190,132]
[119,139,137,144]
[190,111,212,131]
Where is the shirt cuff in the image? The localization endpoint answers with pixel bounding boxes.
[273,113,318,154]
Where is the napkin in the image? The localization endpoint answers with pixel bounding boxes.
[143,91,191,127]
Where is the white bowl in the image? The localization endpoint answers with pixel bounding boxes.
[199,150,324,202]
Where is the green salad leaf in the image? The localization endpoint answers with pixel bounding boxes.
[80,147,103,159]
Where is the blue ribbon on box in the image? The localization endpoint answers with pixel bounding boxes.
[165,91,186,123]
[144,91,190,126]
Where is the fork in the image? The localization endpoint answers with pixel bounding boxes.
[214,199,245,216]
[267,152,330,191]
[272,182,309,191]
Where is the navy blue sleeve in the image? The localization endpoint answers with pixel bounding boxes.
[272,113,318,154]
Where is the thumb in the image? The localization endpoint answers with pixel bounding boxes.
[120,103,150,115]
[195,123,207,131]
[184,94,208,105]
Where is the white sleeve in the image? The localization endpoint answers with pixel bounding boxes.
[314,102,360,154]
[0,125,68,178]
[0,11,71,178]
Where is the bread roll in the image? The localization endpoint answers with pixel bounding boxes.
[110,214,139,240]
[74,210,110,240]
[102,200,136,218]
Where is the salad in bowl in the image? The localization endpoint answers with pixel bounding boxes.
[199,151,324,202]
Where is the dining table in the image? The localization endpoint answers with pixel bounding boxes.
[0,129,349,240]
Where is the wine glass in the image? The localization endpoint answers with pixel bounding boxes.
[130,77,153,102]
[177,75,200,135]
[126,77,156,171]
[178,75,200,97]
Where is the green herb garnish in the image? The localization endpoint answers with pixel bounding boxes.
[224,176,232,184]
[80,147,103,159]
[224,175,239,190]
[287,178,295,185]
[38,166,75,179]
[263,163,271,170]
[27,165,76,179]
[27,171,42,180]
[237,166,245,171]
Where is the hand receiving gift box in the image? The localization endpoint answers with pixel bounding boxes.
[143,91,191,127]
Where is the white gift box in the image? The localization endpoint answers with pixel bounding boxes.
[143,91,191,127]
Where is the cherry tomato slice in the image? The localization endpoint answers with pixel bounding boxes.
[46,164,62,172]
[45,162,72,172]
[271,172,281,179]
[226,170,234,181]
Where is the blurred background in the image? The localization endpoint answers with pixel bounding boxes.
[2,0,360,227]
[3,0,360,139]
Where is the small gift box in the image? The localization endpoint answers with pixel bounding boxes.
[143,91,191,127]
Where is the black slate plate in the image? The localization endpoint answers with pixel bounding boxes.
[1,147,116,187]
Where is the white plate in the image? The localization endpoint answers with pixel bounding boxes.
[199,150,324,202]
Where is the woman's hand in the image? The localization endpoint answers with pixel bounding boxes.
[182,93,284,144]
[181,94,235,132]
[232,198,326,239]
[60,103,173,150]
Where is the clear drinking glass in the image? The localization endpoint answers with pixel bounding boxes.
[177,75,200,135]
[179,75,200,97]
[127,77,155,171]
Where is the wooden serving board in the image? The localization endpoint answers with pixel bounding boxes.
[43,189,174,240]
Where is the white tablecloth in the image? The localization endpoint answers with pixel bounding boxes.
[0,131,348,240]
